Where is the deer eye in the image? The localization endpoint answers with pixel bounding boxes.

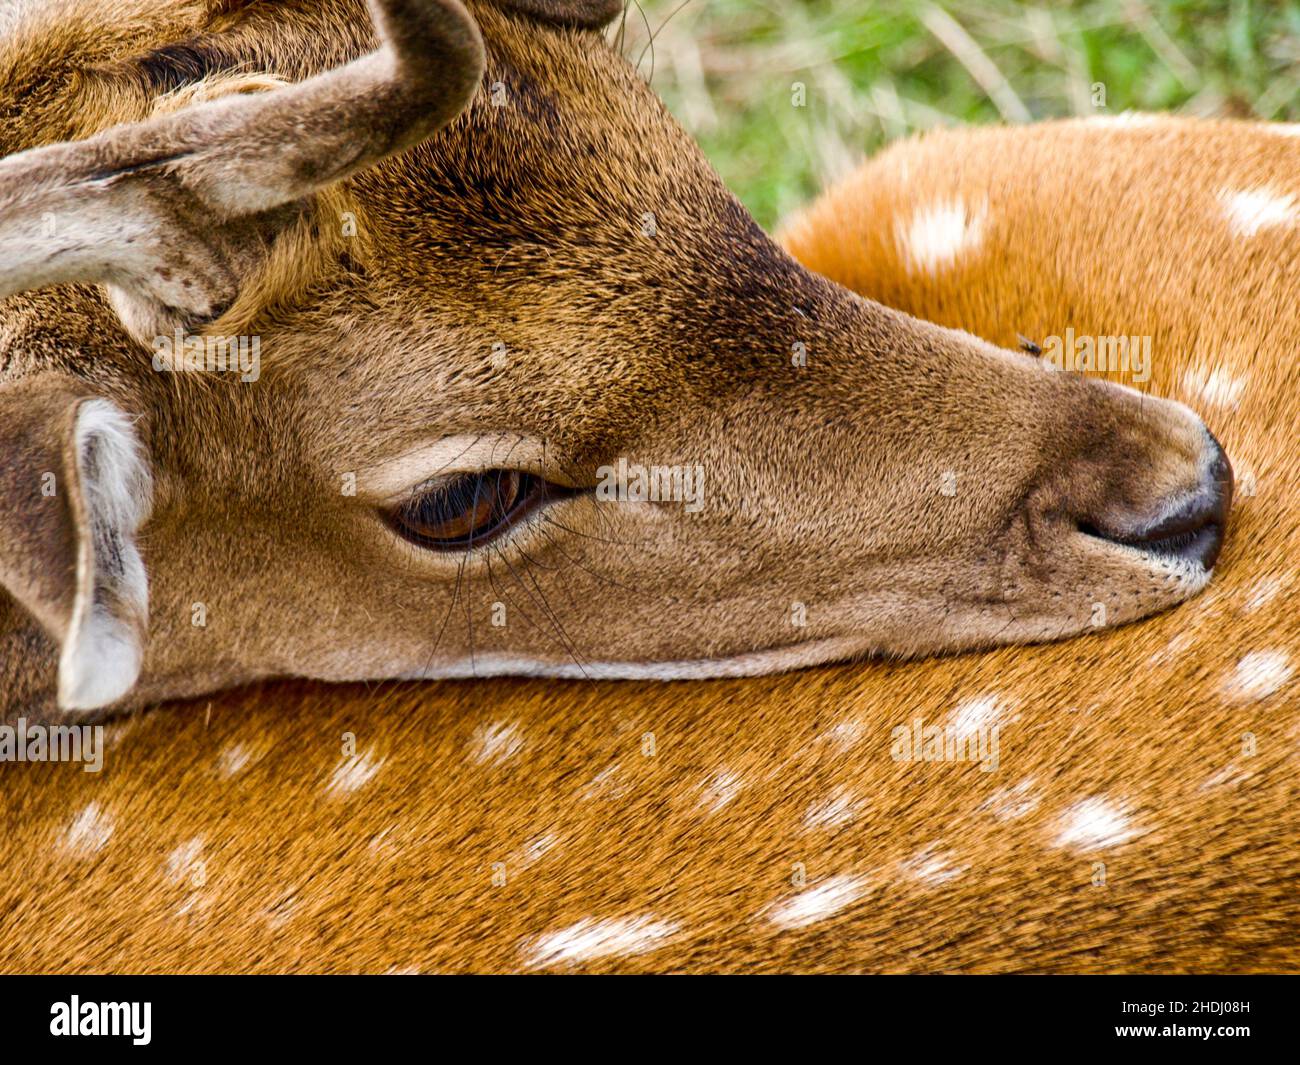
[387,470,547,550]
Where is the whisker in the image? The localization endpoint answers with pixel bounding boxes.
[419,554,465,679]
[486,552,545,639]
[537,525,684,602]
[492,545,591,678]
[542,512,662,549]
[463,553,477,676]
[631,0,655,82]
[637,0,693,72]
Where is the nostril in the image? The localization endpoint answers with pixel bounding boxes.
[1081,432,1233,570]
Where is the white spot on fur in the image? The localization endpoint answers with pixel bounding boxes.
[699,769,743,813]
[524,916,679,968]
[519,833,558,867]
[1242,575,1285,613]
[58,400,153,713]
[1218,186,1298,237]
[1053,798,1141,850]
[901,847,967,885]
[896,199,986,274]
[1224,650,1293,702]
[949,693,1007,735]
[471,720,524,764]
[165,837,205,885]
[822,719,865,749]
[804,789,861,829]
[1234,462,1258,499]
[218,743,251,777]
[1148,631,1195,667]
[261,887,298,929]
[368,825,400,861]
[1181,365,1246,410]
[175,889,214,921]
[1200,762,1253,791]
[327,748,385,795]
[981,779,1041,821]
[582,763,625,800]
[766,875,869,930]
[65,802,113,855]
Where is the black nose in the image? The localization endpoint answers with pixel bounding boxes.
[1092,433,1234,570]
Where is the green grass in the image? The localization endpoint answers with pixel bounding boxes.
[616,0,1300,229]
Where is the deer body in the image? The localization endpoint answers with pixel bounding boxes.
[4,112,1296,972]
[0,1,1290,972]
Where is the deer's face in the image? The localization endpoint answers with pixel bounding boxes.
[0,0,1231,715]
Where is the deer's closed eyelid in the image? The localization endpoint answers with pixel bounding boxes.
[354,432,582,502]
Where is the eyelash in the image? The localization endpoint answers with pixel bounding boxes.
[385,470,564,551]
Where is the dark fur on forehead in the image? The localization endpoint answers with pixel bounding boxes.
[105,0,618,100]
[110,0,374,96]
[495,0,625,26]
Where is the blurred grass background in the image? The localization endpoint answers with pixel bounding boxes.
[614,1,1300,229]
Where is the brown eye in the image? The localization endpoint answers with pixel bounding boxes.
[387,470,547,549]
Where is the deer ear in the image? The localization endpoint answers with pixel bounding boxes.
[0,376,153,712]
[495,0,625,27]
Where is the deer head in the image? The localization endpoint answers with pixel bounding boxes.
[0,0,1232,716]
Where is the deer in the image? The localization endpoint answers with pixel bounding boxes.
[0,0,1236,723]
[0,1,1289,974]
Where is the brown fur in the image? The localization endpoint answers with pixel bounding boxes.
[1,11,1294,972]
[4,116,1298,972]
